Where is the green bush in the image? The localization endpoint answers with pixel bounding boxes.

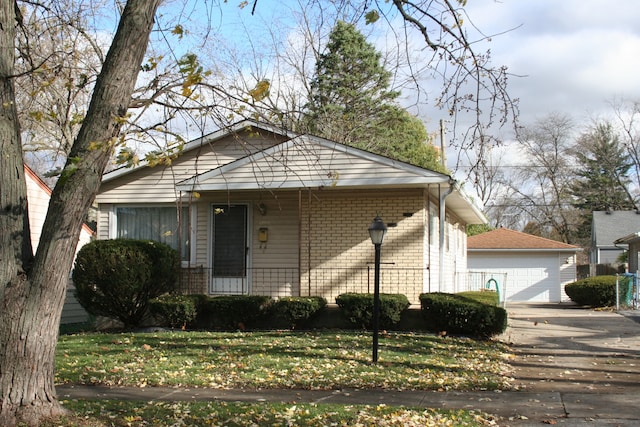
[271,296,327,329]
[199,295,272,330]
[419,292,507,338]
[564,275,629,307]
[73,239,181,328]
[149,294,201,329]
[335,293,410,329]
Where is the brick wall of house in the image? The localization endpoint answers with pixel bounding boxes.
[299,189,427,304]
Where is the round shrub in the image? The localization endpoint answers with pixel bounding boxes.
[271,296,327,328]
[73,239,181,328]
[335,293,410,329]
[564,275,629,307]
[419,292,507,338]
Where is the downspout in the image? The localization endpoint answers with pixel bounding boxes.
[426,185,432,293]
[439,180,455,292]
[307,188,312,295]
[298,189,302,296]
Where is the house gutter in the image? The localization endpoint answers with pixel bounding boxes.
[439,179,455,291]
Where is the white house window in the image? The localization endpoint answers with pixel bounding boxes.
[115,206,189,261]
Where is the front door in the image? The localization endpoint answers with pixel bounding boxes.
[210,204,248,294]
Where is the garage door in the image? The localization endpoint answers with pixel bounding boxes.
[468,253,560,302]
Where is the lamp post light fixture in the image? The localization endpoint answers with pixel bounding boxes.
[368,215,387,363]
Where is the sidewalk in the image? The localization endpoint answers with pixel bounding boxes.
[56,384,639,426]
[57,303,640,426]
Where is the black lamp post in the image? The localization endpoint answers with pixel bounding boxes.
[368,215,387,363]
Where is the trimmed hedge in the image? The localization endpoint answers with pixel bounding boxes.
[419,292,507,338]
[457,291,500,307]
[73,239,181,328]
[198,295,272,330]
[564,275,629,307]
[271,296,327,328]
[335,293,410,329]
[149,294,202,329]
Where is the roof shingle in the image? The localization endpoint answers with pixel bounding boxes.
[468,228,579,250]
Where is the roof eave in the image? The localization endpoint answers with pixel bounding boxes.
[614,232,640,244]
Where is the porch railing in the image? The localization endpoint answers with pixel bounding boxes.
[178,266,429,304]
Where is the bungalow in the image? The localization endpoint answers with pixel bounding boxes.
[95,120,486,304]
[24,165,93,324]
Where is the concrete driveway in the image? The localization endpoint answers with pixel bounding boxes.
[497,302,640,425]
[501,302,640,393]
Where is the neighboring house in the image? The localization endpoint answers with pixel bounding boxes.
[95,120,486,304]
[613,232,640,273]
[591,210,640,265]
[467,228,581,303]
[24,165,93,324]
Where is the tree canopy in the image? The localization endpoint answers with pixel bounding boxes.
[303,20,445,173]
[571,123,637,213]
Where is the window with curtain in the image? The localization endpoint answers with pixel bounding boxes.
[116,206,189,261]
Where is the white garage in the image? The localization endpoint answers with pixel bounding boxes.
[467,228,581,303]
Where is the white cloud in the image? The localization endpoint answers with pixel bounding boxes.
[463,0,640,127]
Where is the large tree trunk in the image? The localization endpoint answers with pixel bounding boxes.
[0,1,161,425]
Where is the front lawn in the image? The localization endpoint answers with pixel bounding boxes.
[50,330,512,426]
[56,330,512,391]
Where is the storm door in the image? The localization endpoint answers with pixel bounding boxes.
[210,204,248,294]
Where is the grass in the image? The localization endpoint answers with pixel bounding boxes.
[37,400,498,426]
[56,330,511,391]
[50,330,512,426]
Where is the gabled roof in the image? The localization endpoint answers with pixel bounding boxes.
[98,119,487,224]
[175,134,451,191]
[592,210,640,248]
[174,133,486,224]
[468,228,580,252]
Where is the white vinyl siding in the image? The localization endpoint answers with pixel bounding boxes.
[25,170,50,249]
[178,137,448,192]
[559,253,577,302]
[97,132,283,204]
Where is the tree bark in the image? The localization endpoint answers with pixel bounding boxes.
[0,1,161,425]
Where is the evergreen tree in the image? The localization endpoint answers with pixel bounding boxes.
[570,122,637,238]
[304,21,445,173]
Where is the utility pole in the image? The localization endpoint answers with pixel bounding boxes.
[439,119,446,168]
